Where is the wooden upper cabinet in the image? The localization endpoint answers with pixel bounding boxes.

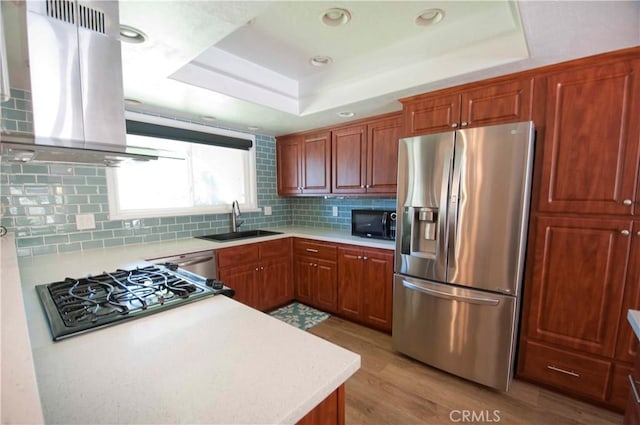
[403,93,460,136]
[302,131,331,194]
[538,59,640,215]
[277,135,303,195]
[366,115,402,194]
[460,78,533,128]
[615,220,640,363]
[277,112,400,197]
[332,114,402,195]
[277,132,330,195]
[525,216,631,357]
[402,77,533,136]
[332,125,367,194]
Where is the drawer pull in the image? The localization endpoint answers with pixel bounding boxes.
[546,365,579,377]
[628,374,640,404]
[306,248,319,253]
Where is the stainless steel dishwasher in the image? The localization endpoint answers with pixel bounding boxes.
[148,250,217,279]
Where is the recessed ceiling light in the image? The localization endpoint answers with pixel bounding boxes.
[201,115,217,122]
[310,55,332,67]
[337,111,355,118]
[247,126,260,131]
[415,8,445,26]
[321,8,351,27]
[124,98,142,106]
[120,25,147,43]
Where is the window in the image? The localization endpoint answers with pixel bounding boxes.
[106,113,257,219]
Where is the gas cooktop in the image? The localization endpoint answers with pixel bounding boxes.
[36,262,233,341]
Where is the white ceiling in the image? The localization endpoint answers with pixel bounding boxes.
[5,1,640,137]
[117,0,639,136]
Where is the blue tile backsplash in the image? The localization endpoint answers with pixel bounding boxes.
[1,88,396,256]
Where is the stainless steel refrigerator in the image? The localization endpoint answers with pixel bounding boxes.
[393,121,534,392]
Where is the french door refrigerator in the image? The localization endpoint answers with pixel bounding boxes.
[393,121,534,391]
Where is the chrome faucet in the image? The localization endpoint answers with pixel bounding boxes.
[231,200,243,232]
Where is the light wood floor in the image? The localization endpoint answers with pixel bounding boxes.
[308,317,623,425]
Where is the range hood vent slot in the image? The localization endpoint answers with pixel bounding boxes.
[78,4,104,34]
[45,0,105,34]
[45,0,75,26]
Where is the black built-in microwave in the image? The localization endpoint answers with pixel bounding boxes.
[351,209,396,240]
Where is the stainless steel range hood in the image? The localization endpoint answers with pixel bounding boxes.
[0,0,167,165]
[1,133,162,165]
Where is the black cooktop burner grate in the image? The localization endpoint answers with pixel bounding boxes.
[36,263,226,341]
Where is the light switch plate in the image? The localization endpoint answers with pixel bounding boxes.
[332,206,338,217]
[76,213,96,230]
[264,206,272,216]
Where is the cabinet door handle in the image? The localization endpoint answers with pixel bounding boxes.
[623,199,633,206]
[255,267,259,271]
[314,263,318,267]
[306,248,319,253]
[621,229,631,236]
[365,184,370,188]
[363,256,368,260]
[361,185,365,188]
[461,121,468,127]
[637,231,640,237]
[357,256,362,260]
[260,266,264,271]
[451,123,458,128]
[629,375,640,404]
[546,365,579,378]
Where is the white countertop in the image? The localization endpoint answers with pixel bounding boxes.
[7,226,372,424]
[1,235,44,424]
[30,297,359,424]
[17,226,394,284]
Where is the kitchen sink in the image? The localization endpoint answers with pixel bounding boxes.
[197,229,283,242]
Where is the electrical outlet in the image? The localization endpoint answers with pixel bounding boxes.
[76,213,96,230]
[264,206,272,216]
[332,206,338,217]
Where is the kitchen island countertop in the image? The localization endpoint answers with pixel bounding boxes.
[8,226,365,424]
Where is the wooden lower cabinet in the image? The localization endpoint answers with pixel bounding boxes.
[518,339,612,401]
[296,384,345,425]
[337,246,394,332]
[218,237,394,333]
[219,263,260,308]
[518,215,638,411]
[217,238,293,311]
[293,239,338,313]
[261,256,294,312]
